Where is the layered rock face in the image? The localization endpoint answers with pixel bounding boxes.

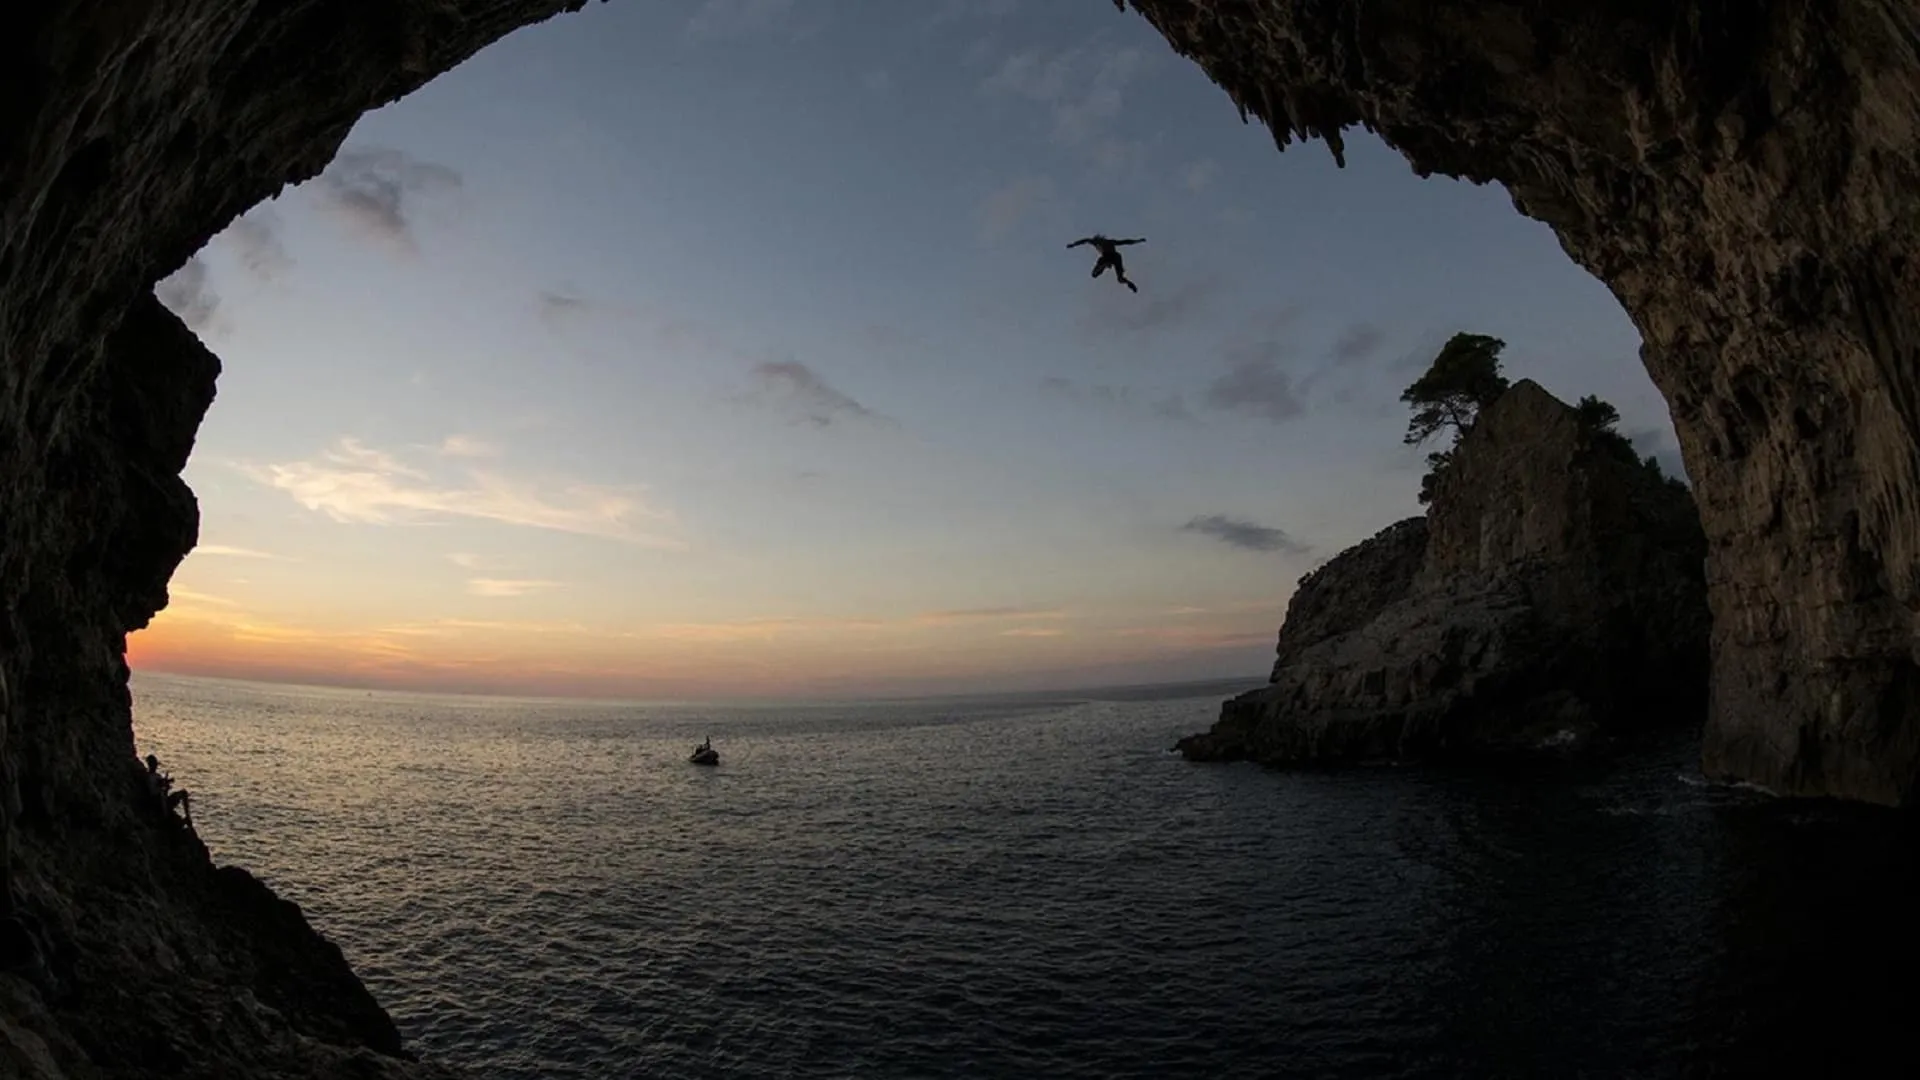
[1118,0,1920,802]
[1177,381,1709,765]
[1,1,595,1074]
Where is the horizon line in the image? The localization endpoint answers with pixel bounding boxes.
[128,665,1269,709]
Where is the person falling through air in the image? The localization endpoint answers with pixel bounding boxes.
[1067,234,1144,293]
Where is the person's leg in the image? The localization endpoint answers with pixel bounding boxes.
[1092,255,1112,278]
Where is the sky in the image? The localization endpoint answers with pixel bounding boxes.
[130,0,1679,701]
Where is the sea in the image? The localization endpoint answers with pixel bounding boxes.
[130,671,1920,1079]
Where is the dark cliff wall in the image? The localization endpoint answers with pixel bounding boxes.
[0,0,1913,1070]
[1178,380,1709,766]
[1,1,597,1074]
[1117,0,1920,803]
[1271,517,1428,678]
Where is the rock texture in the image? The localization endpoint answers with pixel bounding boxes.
[1,1,597,1074]
[1177,381,1710,765]
[1117,0,1920,802]
[0,0,1916,1072]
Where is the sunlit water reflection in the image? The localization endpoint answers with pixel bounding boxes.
[133,672,1920,1078]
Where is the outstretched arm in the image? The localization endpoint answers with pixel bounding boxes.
[1115,237,1145,246]
[1066,237,1092,249]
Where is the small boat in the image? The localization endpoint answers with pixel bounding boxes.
[689,740,719,766]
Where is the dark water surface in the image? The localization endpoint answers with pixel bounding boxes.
[132,672,1920,1078]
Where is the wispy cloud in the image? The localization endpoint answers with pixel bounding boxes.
[743,361,890,428]
[156,258,219,332]
[1110,625,1276,649]
[1626,425,1690,483]
[1039,376,1194,423]
[537,289,591,327]
[375,617,591,637]
[981,42,1154,167]
[1204,343,1304,424]
[977,174,1055,242]
[858,323,924,357]
[1181,514,1311,555]
[166,585,239,609]
[446,552,491,570]
[640,617,859,644]
[193,544,288,560]
[237,437,683,547]
[1331,323,1386,364]
[685,0,795,41]
[467,578,563,598]
[438,434,500,459]
[634,605,1068,643]
[312,146,461,252]
[1078,272,1218,335]
[1181,159,1220,192]
[914,606,1068,625]
[221,208,292,280]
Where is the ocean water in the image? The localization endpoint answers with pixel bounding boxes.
[130,671,1920,1079]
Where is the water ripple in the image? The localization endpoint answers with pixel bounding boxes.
[132,675,1920,1078]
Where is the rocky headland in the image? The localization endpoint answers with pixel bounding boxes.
[1178,379,1709,765]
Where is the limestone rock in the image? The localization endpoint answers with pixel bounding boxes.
[1,0,599,1074]
[1116,0,1920,802]
[1178,380,1710,765]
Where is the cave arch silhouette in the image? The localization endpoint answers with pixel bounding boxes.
[2,0,1918,914]
[1,0,1918,1069]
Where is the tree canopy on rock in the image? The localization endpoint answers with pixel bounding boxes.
[1398,337,1689,506]
[1401,332,1511,447]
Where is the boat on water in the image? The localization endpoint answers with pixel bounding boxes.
[689,737,719,766]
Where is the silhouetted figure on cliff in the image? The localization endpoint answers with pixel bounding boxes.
[143,754,168,806]
[1067,234,1144,292]
[142,754,192,829]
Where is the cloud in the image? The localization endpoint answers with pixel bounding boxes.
[438,434,500,459]
[1331,323,1386,364]
[237,437,682,547]
[1204,344,1305,424]
[859,323,924,357]
[685,0,794,41]
[537,289,591,327]
[1000,627,1066,638]
[193,545,287,560]
[312,146,462,251]
[375,617,590,637]
[981,43,1154,165]
[744,361,889,428]
[220,209,292,280]
[467,578,562,598]
[446,553,491,570]
[166,585,239,609]
[639,616,873,644]
[977,174,1054,242]
[1626,426,1691,484]
[1079,272,1218,335]
[1182,159,1220,192]
[914,606,1068,625]
[1039,376,1194,423]
[1180,514,1311,555]
[155,258,218,332]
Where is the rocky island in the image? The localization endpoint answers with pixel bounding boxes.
[1178,337,1709,765]
[1,0,1918,1076]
